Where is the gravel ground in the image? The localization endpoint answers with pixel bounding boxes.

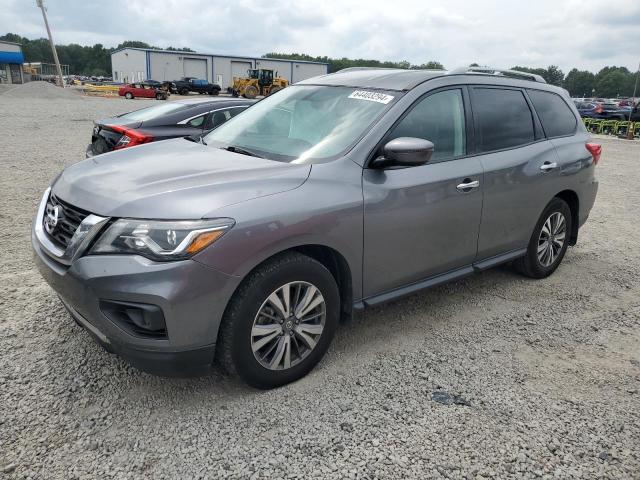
[0,94,639,479]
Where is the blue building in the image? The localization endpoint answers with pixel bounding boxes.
[0,40,24,84]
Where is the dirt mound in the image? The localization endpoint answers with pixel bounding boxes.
[0,84,17,95]
[1,81,82,100]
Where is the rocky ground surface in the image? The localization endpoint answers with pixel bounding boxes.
[0,93,638,479]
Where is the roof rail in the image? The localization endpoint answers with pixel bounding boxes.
[448,66,547,84]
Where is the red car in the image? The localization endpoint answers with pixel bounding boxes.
[118,83,168,100]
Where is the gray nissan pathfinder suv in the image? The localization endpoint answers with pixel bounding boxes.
[33,67,600,388]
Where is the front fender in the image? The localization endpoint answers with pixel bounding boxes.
[193,160,365,300]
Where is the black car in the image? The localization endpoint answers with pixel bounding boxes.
[575,101,628,120]
[86,97,253,157]
[171,77,222,95]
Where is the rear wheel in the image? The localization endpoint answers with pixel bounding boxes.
[155,92,165,100]
[243,85,259,99]
[515,198,572,278]
[124,92,133,99]
[209,89,219,96]
[217,252,339,389]
[179,88,189,95]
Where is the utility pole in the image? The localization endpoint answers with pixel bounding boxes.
[36,0,64,87]
[627,61,639,140]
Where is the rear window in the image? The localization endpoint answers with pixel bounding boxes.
[528,90,577,138]
[472,88,535,152]
[118,103,194,122]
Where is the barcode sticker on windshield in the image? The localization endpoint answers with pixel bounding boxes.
[348,90,394,104]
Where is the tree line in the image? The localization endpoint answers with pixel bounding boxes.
[2,33,636,98]
[266,53,638,98]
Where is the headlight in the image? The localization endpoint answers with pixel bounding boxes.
[90,218,234,261]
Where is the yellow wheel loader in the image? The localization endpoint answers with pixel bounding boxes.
[232,69,289,99]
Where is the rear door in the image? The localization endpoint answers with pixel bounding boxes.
[362,87,483,297]
[470,86,559,260]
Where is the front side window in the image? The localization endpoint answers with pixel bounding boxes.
[385,89,466,162]
[528,90,577,138]
[472,88,535,152]
[203,85,398,163]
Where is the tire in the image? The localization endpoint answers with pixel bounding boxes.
[269,86,281,95]
[515,197,572,279]
[243,85,259,99]
[124,92,133,99]
[155,92,165,100]
[209,89,219,96]
[179,88,189,95]
[216,252,340,389]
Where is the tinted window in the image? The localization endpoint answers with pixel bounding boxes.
[205,107,247,130]
[187,114,206,128]
[386,89,466,162]
[528,90,577,138]
[473,88,535,152]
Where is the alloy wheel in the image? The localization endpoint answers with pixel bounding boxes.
[251,281,326,371]
[537,212,566,267]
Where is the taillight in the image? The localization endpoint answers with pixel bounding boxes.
[586,143,602,165]
[108,125,154,150]
[594,105,603,114]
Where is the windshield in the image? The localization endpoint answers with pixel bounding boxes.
[203,85,398,163]
[118,103,194,122]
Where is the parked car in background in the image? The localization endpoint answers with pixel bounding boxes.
[86,97,253,157]
[576,101,628,120]
[143,79,173,90]
[171,77,221,96]
[119,83,169,100]
[35,67,599,388]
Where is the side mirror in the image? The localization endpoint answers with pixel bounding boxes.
[371,137,434,168]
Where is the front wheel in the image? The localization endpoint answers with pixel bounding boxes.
[209,90,219,96]
[124,92,133,99]
[217,252,340,389]
[243,85,258,99]
[515,198,572,278]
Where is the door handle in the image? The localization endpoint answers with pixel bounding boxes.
[456,179,480,191]
[540,162,558,172]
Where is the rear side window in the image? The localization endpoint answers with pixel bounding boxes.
[528,90,577,138]
[472,88,535,152]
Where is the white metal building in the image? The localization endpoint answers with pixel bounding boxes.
[110,48,329,89]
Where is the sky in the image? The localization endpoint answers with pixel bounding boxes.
[1,0,639,73]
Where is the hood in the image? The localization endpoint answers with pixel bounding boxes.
[52,138,311,219]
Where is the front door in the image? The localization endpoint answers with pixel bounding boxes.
[362,88,483,298]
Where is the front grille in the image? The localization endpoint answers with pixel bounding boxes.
[44,194,90,250]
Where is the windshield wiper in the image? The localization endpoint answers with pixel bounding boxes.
[223,145,263,158]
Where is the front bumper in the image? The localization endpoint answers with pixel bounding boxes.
[32,228,242,376]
